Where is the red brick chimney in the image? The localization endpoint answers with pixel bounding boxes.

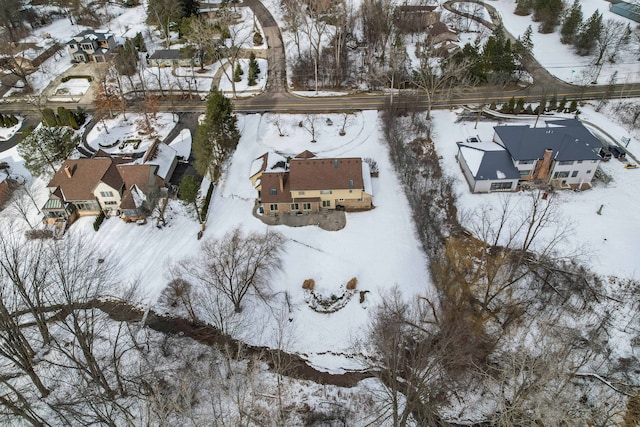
[278,173,284,192]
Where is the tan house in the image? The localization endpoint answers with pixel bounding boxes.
[42,156,164,225]
[252,151,373,215]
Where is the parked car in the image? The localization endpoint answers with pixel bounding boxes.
[466,136,480,143]
[598,147,612,161]
[608,145,627,159]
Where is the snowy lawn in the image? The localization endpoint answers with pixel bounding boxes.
[430,106,640,280]
[219,58,268,95]
[86,113,178,155]
[0,117,23,141]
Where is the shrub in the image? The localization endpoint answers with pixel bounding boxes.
[200,182,214,223]
[346,277,358,290]
[302,279,315,290]
[93,211,105,231]
[253,31,263,46]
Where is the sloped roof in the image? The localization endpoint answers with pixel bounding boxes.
[149,49,181,60]
[260,172,292,203]
[288,157,364,191]
[116,164,157,194]
[48,158,119,201]
[494,119,603,162]
[458,143,520,181]
[68,29,114,44]
[295,150,316,159]
[610,2,640,23]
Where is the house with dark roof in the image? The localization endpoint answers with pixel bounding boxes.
[251,151,373,215]
[42,156,164,225]
[457,119,604,193]
[66,30,117,63]
[609,1,640,23]
[148,49,201,67]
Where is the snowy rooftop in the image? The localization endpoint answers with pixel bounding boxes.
[458,142,520,180]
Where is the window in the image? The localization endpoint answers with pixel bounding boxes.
[303,203,311,210]
[298,191,305,195]
[269,204,278,211]
[322,200,331,208]
[519,170,531,177]
[270,188,277,195]
[577,160,583,164]
[553,171,570,179]
[519,160,534,165]
[104,201,118,206]
[571,171,579,178]
[586,170,592,174]
[348,179,354,187]
[490,182,513,191]
[320,190,332,195]
[100,191,114,197]
[558,160,574,166]
[290,203,299,210]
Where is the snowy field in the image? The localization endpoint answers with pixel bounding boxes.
[431,105,640,280]
[219,58,268,96]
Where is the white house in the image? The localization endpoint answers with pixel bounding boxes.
[458,119,604,193]
[66,30,117,63]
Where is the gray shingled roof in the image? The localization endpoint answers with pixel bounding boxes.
[494,119,603,162]
[458,143,520,181]
[149,50,181,60]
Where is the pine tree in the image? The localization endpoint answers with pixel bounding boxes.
[247,52,260,86]
[568,99,578,112]
[560,0,582,44]
[521,25,533,53]
[0,114,5,128]
[18,127,79,176]
[574,11,602,56]
[514,0,532,16]
[525,104,534,114]
[516,98,525,114]
[507,96,516,113]
[233,63,243,82]
[533,0,564,33]
[548,94,557,111]
[558,96,567,112]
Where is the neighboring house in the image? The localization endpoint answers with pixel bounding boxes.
[148,49,201,67]
[393,5,440,33]
[609,1,640,23]
[251,151,373,215]
[42,156,164,225]
[428,22,459,52]
[457,119,603,193]
[66,29,117,63]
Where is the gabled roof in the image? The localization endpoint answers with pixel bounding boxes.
[149,49,181,60]
[67,29,114,45]
[288,157,364,191]
[458,142,520,181]
[295,150,316,159]
[116,164,157,195]
[494,119,603,162]
[48,158,119,201]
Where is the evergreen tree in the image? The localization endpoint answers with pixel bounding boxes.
[533,0,564,33]
[516,98,525,113]
[568,99,578,112]
[574,11,602,56]
[525,104,534,114]
[133,32,147,52]
[234,63,243,82]
[558,96,567,112]
[548,94,557,111]
[507,96,516,113]
[514,0,533,16]
[247,52,260,86]
[193,88,240,180]
[560,0,583,44]
[18,127,79,176]
[178,175,202,222]
[0,114,5,127]
[520,25,534,53]
[42,108,58,127]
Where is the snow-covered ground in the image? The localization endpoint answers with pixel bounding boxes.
[219,58,268,95]
[431,106,640,280]
[85,113,178,155]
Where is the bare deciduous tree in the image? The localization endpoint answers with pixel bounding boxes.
[181,227,286,313]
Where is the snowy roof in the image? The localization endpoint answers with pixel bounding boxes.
[143,143,177,181]
[250,152,287,178]
[361,162,373,196]
[168,129,192,159]
[494,119,603,162]
[458,142,520,181]
[149,49,182,60]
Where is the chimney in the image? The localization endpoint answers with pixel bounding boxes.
[534,149,553,181]
[278,173,284,192]
[64,164,73,178]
